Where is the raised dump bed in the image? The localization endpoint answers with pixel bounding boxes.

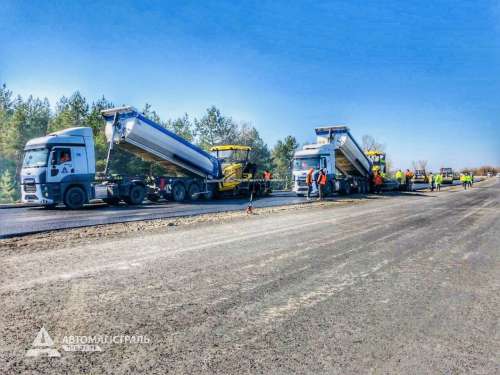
[314,126,372,177]
[102,107,222,179]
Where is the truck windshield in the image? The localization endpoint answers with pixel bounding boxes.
[293,158,319,171]
[23,148,49,168]
[212,149,249,164]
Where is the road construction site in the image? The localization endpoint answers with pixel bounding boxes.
[0,180,465,238]
[1,177,498,374]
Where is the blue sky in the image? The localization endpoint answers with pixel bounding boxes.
[1,0,499,170]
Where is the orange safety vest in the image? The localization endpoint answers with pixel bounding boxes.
[306,172,313,185]
[374,174,383,185]
[318,173,327,185]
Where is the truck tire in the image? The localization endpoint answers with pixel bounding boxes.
[204,185,215,200]
[187,183,201,201]
[64,186,86,209]
[172,183,186,202]
[124,184,146,205]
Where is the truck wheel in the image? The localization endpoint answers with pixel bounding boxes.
[64,186,86,209]
[124,184,146,205]
[172,183,186,202]
[204,186,215,200]
[187,183,201,201]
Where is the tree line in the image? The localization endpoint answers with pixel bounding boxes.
[0,84,299,203]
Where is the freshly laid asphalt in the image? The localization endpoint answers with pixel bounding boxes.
[0,181,465,238]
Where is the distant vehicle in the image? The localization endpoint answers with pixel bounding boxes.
[440,168,454,184]
[292,126,372,197]
[413,169,427,183]
[20,106,268,209]
[487,172,492,177]
[497,173,500,178]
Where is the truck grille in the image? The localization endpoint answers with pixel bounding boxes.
[23,179,36,193]
[296,177,307,187]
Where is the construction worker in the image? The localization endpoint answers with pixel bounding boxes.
[373,170,383,194]
[428,172,434,192]
[470,173,474,188]
[395,169,403,188]
[460,173,468,190]
[434,173,443,191]
[59,150,71,163]
[305,167,314,200]
[263,169,272,192]
[405,169,414,192]
[317,168,327,201]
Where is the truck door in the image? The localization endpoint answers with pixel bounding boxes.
[320,156,328,174]
[71,146,88,176]
[47,147,74,183]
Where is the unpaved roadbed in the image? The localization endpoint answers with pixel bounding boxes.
[1,179,498,374]
[0,198,365,253]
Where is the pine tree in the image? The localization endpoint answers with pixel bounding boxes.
[0,169,18,203]
[271,136,298,182]
[195,106,238,150]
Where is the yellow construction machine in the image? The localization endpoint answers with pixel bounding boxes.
[365,150,400,190]
[210,145,269,196]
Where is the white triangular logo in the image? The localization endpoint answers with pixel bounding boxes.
[26,327,61,357]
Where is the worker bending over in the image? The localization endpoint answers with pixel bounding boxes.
[405,169,414,191]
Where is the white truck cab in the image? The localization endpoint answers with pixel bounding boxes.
[21,127,96,208]
[292,126,372,197]
[292,143,338,196]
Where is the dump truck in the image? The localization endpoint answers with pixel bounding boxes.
[292,126,372,196]
[439,167,454,184]
[20,106,267,208]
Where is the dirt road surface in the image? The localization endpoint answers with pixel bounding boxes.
[1,179,498,374]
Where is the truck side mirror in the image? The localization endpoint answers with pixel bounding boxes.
[50,151,57,166]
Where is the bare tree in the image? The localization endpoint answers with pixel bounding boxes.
[362,135,385,152]
[417,160,428,171]
[411,161,418,171]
